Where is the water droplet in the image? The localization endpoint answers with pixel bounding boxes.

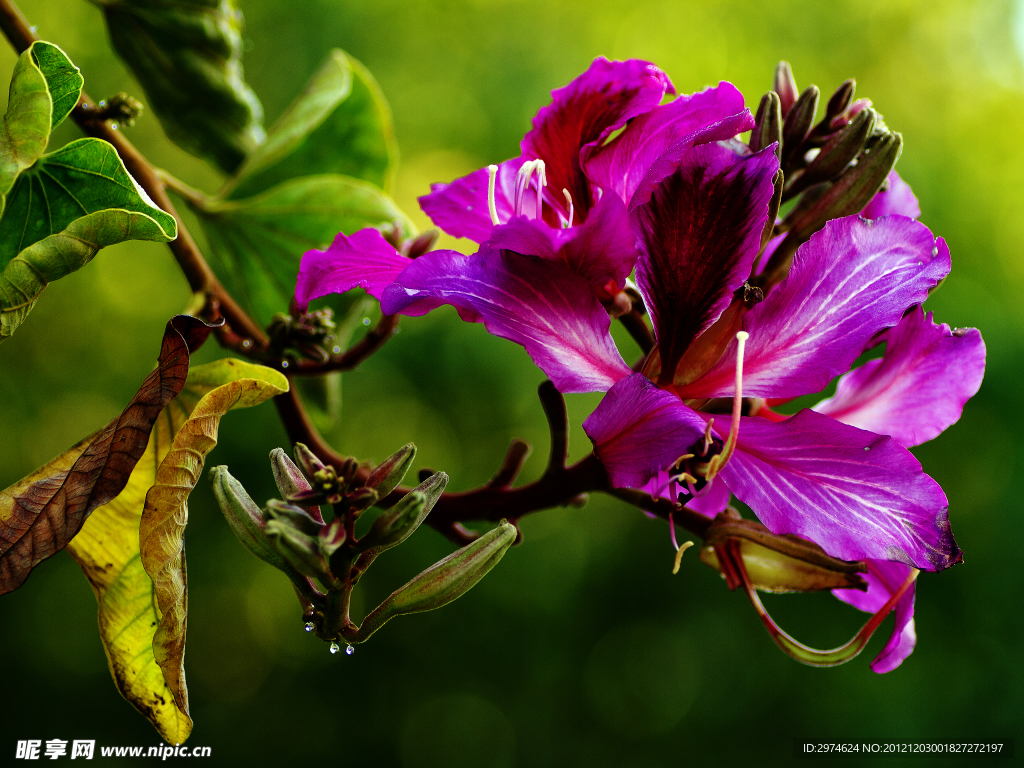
[281,360,290,369]
[864,446,870,452]
[362,317,371,326]
[917,261,922,267]
[242,339,252,349]
[330,642,340,654]
[304,621,315,632]
[332,346,341,354]
[345,644,355,655]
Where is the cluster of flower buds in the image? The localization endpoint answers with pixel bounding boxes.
[753,62,902,286]
[210,441,517,650]
[265,303,339,364]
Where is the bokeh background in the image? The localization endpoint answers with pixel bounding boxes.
[1,0,1021,765]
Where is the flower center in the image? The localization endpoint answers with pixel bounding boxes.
[486,160,548,226]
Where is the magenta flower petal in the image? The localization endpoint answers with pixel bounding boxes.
[833,559,917,673]
[380,247,632,393]
[486,192,638,293]
[814,308,986,447]
[861,171,920,220]
[716,409,959,570]
[418,157,528,243]
[689,216,951,399]
[584,82,755,204]
[631,142,779,377]
[583,373,708,487]
[522,57,674,224]
[685,476,732,517]
[295,228,413,308]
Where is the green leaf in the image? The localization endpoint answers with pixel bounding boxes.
[66,357,287,743]
[0,316,209,596]
[30,41,83,129]
[0,47,51,204]
[192,174,412,325]
[98,0,265,174]
[225,50,397,199]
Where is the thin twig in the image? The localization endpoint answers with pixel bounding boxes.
[278,315,399,375]
[486,439,532,489]
[619,309,655,353]
[537,380,568,478]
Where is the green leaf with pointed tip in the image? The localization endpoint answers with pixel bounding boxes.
[66,357,287,744]
[98,0,264,174]
[191,174,412,325]
[0,48,51,205]
[30,41,83,129]
[0,137,177,343]
[226,50,397,199]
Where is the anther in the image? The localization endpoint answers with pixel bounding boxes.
[486,164,500,226]
[667,510,695,575]
[562,188,574,228]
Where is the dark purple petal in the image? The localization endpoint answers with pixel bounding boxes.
[418,158,529,243]
[380,247,632,393]
[583,373,707,487]
[716,409,960,570]
[814,309,985,447]
[833,559,917,673]
[689,216,951,399]
[487,193,638,292]
[295,228,412,307]
[522,57,674,223]
[631,142,779,381]
[584,82,755,204]
[861,171,920,220]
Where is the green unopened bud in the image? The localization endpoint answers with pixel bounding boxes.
[350,520,516,643]
[365,443,416,499]
[785,108,876,199]
[266,520,334,584]
[346,486,379,512]
[210,466,289,570]
[750,91,782,158]
[293,442,326,480]
[781,85,819,168]
[358,472,449,560]
[270,447,324,523]
[824,79,855,123]
[265,499,323,536]
[699,511,866,593]
[785,131,902,242]
[773,61,798,118]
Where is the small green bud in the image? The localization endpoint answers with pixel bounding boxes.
[785,108,876,198]
[270,447,324,522]
[266,520,334,584]
[351,520,516,643]
[781,85,819,168]
[293,442,326,479]
[749,91,782,158]
[824,79,855,122]
[265,499,323,536]
[773,61,798,118]
[210,466,288,571]
[365,443,416,499]
[358,472,449,560]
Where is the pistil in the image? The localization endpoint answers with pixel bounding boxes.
[701,331,749,482]
[486,164,500,226]
[515,159,547,220]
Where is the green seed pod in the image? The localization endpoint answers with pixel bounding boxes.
[210,465,288,571]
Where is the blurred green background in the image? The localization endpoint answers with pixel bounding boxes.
[1,0,1021,765]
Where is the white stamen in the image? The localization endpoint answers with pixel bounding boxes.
[514,159,547,220]
[534,161,546,221]
[486,164,500,226]
[562,188,574,228]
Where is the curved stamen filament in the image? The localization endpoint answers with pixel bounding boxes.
[725,540,920,667]
[562,188,574,228]
[486,164,500,226]
[702,331,749,481]
[515,159,547,220]
[667,510,695,575]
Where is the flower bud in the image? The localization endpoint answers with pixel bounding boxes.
[346,486,379,512]
[781,85,819,169]
[773,61,798,118]
[749,91,782,158]
[365,443,416,499]
[698,511,866,593]
[824,79,855,122]
[265,499,323,536]
[293,442,326,480]
[351,520,516,642]
[270,447,324,523]
[210,466,290,571]
[266,519,334,584]
[358,472,449,560]
[319,517,348,556]
[784,107,876,199]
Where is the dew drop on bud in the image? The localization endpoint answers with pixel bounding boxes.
[281,360,289,369]
[362,317,371,326]
[345,644,355,655]
[304,621,315,632]
[330,642,340,654]
[332,346,341,354]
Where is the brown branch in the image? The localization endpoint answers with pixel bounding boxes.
[537,380,568,478]
[486,439,532,489]
[0,0,268,349]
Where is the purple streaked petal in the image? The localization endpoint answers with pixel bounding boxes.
[418,158,530,243]
[631,142,779,379]
[583,373,707,487]
[688,216,951,399]
[522,57,674,223]
[814,308,985,447]
[295,228,412,307]
[486,193,638,292]
[638,469,731,518]
[833,559,917,673]
[584,82,755,204]
[380,247,632,393]
[861,171,920,220]
[716,408,960,570]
